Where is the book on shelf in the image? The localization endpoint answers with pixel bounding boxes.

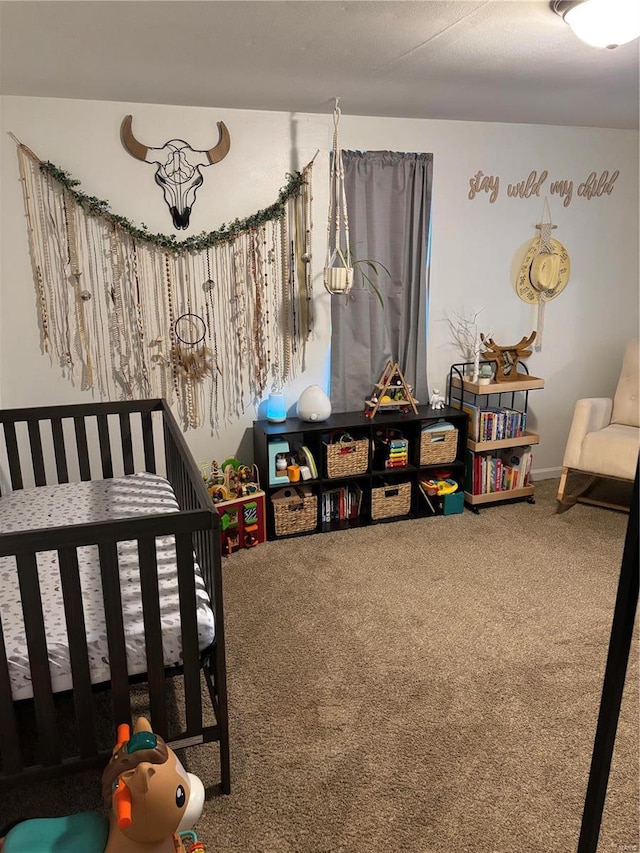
[321,483,363,522]
[465,449,476,494]
[463,403,527,442]
[462,402,481,441]
[298,445,318,478]
[499,445,532,488]
[466,446,533,494]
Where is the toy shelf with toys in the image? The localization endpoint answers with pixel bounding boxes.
[201,458,266,554]
[253,405,468,540]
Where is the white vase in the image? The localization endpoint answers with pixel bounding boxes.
[296,385,332,422]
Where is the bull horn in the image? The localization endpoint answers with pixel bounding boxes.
[206,121,230,164]
[121,115,149,161]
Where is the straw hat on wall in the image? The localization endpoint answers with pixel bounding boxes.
[516,236,571,304]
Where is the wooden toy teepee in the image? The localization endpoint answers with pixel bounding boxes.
[365,360,418,418]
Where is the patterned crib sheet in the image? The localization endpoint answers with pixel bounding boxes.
[0,473,215,701]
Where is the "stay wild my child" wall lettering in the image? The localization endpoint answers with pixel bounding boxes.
[467,169,619,207]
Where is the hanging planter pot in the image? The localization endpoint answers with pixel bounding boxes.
[324,246,354,295]
[324,266,354,294]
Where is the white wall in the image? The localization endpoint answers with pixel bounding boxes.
[1,95,638,476]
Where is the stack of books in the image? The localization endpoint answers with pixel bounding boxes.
[462,401,527,442]
[465,446,533,494]
[321,483,363,523]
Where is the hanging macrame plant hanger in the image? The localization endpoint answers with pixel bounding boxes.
[324,98,353,296]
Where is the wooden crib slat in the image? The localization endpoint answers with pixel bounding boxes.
[207,519,230,791]
[197,528,214,600]
[58,547,97,759]
[27,420,46,486]
[119,413,134,475]
[0,607,23,775]
[164,422,177,492]
[4,422,23,491]
[138,537,168,738]
[181,459,192,510]
[97,414,113,480]
[142,412,156,473]
[184,465,195,510]
[51,418,69,483]
[16,552,59,766]
[98,542,131,725]
[74,417,91,481]
[193,530,205,594]
[175,531,202,734]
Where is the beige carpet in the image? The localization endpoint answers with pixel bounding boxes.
[3,480,638,852]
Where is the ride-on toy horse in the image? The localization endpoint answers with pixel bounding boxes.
[0,717,206,852]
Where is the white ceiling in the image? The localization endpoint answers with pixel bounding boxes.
[1,0,638,129]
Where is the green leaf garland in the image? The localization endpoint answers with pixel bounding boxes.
[40,160,308,255]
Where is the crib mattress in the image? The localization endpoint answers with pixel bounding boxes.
[0,473,215,701]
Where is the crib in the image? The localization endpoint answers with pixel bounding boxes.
[0,399,230,793]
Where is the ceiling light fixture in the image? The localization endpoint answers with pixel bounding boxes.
[553,0,640,49]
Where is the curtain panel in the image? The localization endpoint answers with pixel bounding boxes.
[330,150,433,413]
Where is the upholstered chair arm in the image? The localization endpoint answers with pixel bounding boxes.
[563,397,613,468]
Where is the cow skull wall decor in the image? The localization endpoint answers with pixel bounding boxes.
[121,115,230,230]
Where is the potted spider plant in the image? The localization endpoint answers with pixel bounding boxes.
[324,246,389,307]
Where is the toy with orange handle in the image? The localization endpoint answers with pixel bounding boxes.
[0,717,206,853]
[116,723,130,749]
[113,777,132,830]
[111,723,133,831]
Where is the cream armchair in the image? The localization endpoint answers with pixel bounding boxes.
[557,339,640,511]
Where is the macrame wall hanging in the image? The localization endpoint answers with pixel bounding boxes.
[13,135,315,432]
[515,198,571,351]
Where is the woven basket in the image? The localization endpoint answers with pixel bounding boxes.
[371,481,411,520]
[273,493,317,536]
[420,426,458,465]
[325,434,369,479]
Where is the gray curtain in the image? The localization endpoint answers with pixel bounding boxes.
[330,150,432,413]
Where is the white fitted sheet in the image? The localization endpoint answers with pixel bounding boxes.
[0,473,215,701]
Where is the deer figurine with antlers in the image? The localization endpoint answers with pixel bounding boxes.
[480,331,537,382]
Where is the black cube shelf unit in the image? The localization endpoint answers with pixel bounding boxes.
[253,405,468,540]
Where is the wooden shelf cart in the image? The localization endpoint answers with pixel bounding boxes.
[448,362,544,513]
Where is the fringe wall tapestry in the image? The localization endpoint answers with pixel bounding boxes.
[13,136,315,432]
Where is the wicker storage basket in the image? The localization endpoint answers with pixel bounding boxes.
[273,491,317,536]
[420,425,458,465]
[324,433,370,479]
[371,481,411,520]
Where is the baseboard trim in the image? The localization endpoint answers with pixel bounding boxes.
[532,466,562,480]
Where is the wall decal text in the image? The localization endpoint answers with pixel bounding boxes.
[468,169,619,207]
